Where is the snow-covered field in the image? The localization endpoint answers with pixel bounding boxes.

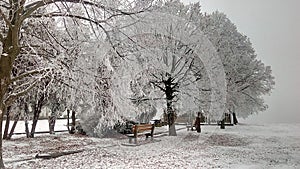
[3,121,300,169]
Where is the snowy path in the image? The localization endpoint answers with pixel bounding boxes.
[3,123,300,169]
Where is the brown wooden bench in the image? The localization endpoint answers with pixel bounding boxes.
[127,124,155,144]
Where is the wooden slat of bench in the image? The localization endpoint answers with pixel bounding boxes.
[136,127,152,132]
[133,124,153,133]
[127,132,151,137]
[134,126,152,129]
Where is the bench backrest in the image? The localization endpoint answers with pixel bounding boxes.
[132,124,154,137]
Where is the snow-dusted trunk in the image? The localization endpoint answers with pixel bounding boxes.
[67,109,76,134]
[233,112,238,125]
[67,109,71,133]
[165,78,177,136]
[0,106,5,169]
[168,121,177,136]
[220,114,225,129]
[195,112,201,133]
[167,102,177,136]
[71,110,76,134]
[0,38,21,169]
[0,75,11,168]
[49,102,61,134]
[30,95,45,138]
[3,107,11,140]
[48,115,56,134]
[8,112,21,139]
[24,104,30,138]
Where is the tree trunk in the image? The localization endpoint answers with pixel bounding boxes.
[233,112,238,125]
[70,110,76,134]
[30,95,44,138]
[220,119,225,129]
[0,4,30,167]
[7,112,21,139]
[0,106,5,169]
[67,109,70,133]
[167,107,177,136]
[0,75,11,168]
[195,114,201,133]
[48,115,56,134]
[24,104,30,138]
[30,106,41,138]
[165,76,177,136]
[0,71,14,168]
[3,107,11,140]
[168,123,177,136]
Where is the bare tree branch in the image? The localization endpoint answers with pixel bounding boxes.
[10,68,52,83]
[23,0,148,22]
[5,78,41,106]
[0,8,12,29]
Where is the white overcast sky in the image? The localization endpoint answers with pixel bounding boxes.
[182,0,300,123]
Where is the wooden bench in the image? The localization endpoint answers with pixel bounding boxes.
[186,121,196,131]
[127,124,155,144]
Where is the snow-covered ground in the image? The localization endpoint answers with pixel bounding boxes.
[2,119,69,135]
[3,121,300,169]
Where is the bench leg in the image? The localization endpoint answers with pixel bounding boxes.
[129,137,138,144]
[129,137,132,144]
[145,134,153,141]
[134,138,137,144]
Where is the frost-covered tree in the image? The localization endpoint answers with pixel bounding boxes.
[75,59,117,137]
[126,34,208,136]
[199,11,275,119]
[158,1,275,120]
[108,8,226,136]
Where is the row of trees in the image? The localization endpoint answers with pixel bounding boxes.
[0,0,274,168]
[104,1,275,135]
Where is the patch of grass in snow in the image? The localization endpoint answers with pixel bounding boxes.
[205,134,249,147]
[182,133,200,141]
